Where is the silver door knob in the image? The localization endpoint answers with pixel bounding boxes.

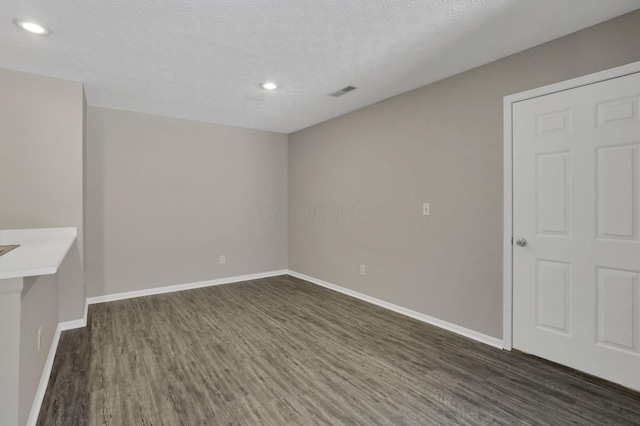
[516,238,527,247]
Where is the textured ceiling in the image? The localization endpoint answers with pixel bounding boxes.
[1,1,639,133]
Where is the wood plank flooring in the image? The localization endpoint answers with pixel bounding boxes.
[38,275,640,425]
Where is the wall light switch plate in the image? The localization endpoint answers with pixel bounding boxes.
[423,202,431,216]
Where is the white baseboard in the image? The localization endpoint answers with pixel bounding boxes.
[60,300,89,331]
[59,318,85,331]
[86,269,289,305]
[84,268,503,348]
[30,268,501,425]
[27,323,62,426]
[286,270,504,350]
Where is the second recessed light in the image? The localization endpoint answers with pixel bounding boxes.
[13,18,52,35]
[261,82,278,90]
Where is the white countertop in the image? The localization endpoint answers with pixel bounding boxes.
[0,227,77,280]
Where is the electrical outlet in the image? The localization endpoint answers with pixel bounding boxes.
[219,255,226,264]
[360,265,366,276]
[37,326,42,351]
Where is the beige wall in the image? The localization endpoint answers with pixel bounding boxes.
[0,69,84,252]
[288,11,640,339]
[0,68,85,424]
[85,107,288,297]
[0,68,85,323]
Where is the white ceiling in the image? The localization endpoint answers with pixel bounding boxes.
[1,1,639,133]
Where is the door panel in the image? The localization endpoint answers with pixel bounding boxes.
[597,144,639,240]
[512,71,640,391]
[536,260,571,335]
[596,267,639,353]
[537,152,571,235]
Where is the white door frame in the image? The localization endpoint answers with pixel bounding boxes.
[502,60,640,350]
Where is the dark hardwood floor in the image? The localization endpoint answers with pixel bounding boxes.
[38,275,640,425]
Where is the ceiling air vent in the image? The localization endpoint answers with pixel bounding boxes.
[329,85,357,97]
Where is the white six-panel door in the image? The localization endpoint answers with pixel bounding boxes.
[512,71,640,391]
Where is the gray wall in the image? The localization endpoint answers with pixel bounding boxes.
[288,11,640,339]
[19,275,58,425]
[0,68,85,424]
[85,107,288,297]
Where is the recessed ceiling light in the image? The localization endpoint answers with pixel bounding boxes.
[261,82,278,90]
[13,19,52,35]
